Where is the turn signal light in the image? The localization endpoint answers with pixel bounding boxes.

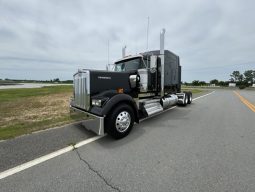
[117,88,124,93]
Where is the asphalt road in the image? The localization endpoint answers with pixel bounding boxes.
[0,122,95,172]
[1,89,255,192]
[237,90,255,104]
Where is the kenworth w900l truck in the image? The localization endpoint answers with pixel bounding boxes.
[70,29,192,139]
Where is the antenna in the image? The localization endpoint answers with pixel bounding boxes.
[107,40,110,70]
[146,16,150,51]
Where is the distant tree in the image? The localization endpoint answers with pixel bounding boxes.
[210,79,219,85]
[183,82,189,86]
[199,81,207,86]
[191,80,207,86]
[53,78,60,82]
[218,81,227,86]
[191,80,200,86]
[238,74,244,83]
[230,71,241,82]
[243,70,254,84]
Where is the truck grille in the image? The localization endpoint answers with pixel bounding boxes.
[73,70,90,110]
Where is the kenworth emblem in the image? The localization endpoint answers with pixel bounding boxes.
[98,76,111,80]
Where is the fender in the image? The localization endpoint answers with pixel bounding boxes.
[90,93,139,123]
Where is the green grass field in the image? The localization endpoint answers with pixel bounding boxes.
[0,86,73,102]
[0,85,205,140]
[0,86,75,140]
[181,88,204,94]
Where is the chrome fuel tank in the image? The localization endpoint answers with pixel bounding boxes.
[161,94,178,108]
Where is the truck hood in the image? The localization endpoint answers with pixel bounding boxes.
[89,70,136,96]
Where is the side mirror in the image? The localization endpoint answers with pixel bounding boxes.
[129,74,138,88]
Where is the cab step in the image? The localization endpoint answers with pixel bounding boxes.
[143,101,163,116]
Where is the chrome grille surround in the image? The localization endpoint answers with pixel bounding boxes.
[73,70,90,110]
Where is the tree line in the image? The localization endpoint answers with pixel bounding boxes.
[184,70,255,87]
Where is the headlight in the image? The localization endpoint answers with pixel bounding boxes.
[92,99,102,107]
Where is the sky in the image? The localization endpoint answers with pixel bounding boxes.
[0,0,255,82]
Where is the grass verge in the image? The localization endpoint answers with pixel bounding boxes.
[181,88,204,94]
[0,85,78,140]
[0,85,206,140]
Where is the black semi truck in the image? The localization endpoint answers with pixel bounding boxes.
[70,29,192,139]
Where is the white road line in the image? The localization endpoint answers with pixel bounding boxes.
[193,91,215,101]
[74,135,105,148]
[0,135,105,180]
[0,91,215,180]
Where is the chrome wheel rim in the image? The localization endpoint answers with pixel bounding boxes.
[115,111,131,132]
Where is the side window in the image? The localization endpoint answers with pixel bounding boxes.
[142,57,149,68]
[115,57,144,71]
[115,64,124,72]
[134,60,140,69]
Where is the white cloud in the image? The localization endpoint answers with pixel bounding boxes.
[0,0,254,81]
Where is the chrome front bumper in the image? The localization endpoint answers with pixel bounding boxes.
[70,106,105,136]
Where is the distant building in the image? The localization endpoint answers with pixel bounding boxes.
[252,84,255,88]
[210,84,216,87]
[229,83,236,87]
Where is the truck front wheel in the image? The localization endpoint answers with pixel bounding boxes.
[105,104,135,139]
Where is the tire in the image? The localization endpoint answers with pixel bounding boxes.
[187,92,192,104]
[105,104,134,139]
[183,92,192,105]
[183,93,188,106]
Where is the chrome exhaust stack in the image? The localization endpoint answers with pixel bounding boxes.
[159,29,165,97]
[122,45,126,58]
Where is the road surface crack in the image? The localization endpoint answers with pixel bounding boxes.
[74,149,122,192]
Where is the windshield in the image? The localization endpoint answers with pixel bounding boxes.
[114,58,145,72]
